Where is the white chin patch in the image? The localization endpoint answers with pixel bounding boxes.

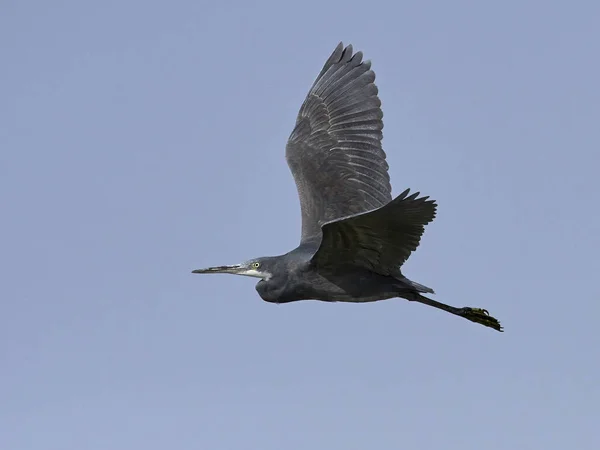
[240,269,270,280]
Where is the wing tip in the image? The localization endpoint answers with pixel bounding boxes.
[330,42,371,66]
[394,189,438,222]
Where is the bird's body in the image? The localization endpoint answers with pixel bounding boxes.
[193,43,503,331]
[254,246,414,304]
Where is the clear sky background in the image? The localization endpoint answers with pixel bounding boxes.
[2,1,599,449]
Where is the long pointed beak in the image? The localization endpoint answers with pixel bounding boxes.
[192,264,244,275]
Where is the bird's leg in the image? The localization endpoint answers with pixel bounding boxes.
[406,294,503,332]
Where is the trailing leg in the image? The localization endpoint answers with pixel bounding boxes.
[405,293,503,332]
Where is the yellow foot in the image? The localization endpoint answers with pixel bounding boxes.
[459,307,503,332]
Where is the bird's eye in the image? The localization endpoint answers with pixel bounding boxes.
[252,262,260,269]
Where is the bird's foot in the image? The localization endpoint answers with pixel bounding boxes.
[458,307,503,332]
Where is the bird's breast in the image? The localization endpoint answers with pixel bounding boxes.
[255,273,311,304]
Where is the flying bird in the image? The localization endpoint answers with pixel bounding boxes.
[193,43,502,332]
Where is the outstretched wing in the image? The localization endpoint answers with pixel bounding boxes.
[286,43,392,244]
[311,189,437,275]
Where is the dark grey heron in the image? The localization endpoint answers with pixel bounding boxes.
[193,43,502,332]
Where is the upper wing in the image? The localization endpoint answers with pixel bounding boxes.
[311,189,437,275]
[286,43,392,244]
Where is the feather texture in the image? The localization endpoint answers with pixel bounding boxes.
[312,189,437,274]
[286,43,392,243]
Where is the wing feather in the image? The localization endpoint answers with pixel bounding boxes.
[311,190,437,274]
[286,43,392,243]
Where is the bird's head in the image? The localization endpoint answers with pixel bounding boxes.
[192,257,274,281]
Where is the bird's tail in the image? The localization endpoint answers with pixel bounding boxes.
[398,276,435,294]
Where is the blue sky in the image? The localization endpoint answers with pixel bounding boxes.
[2,1,599,449]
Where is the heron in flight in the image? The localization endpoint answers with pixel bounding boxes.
[193,43,502,332]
